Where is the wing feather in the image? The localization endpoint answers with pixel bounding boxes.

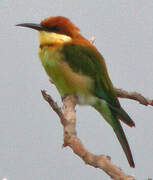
[62,43,118,106]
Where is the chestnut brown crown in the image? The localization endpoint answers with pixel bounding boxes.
[40,16,80,37]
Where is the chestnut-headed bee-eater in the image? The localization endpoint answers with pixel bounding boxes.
[17,16,135,167]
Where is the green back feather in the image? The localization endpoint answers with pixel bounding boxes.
[62,43,118,106]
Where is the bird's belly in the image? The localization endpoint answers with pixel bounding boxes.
[39,47,95,104]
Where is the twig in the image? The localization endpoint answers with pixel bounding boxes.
[41,90,67,126]
[115,88,153,106]
[41,90,138,180]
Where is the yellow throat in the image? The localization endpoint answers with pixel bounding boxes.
[38,31,72,45]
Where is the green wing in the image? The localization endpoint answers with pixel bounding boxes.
[62,43,135,127]
[62,43,117,105]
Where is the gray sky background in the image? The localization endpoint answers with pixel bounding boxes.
[0,0,153,179]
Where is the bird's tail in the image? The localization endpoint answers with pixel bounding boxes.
[92,100,135,168]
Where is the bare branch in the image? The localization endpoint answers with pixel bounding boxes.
[41,90,67,126]
[41,90,136,180]
[115,88,153,106]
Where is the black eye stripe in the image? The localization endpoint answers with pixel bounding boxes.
[41,25,71,37]
[42,26,61,32]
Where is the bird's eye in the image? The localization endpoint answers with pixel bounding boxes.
[52,26,61,32]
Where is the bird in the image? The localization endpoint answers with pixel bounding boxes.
[17,16,135,167]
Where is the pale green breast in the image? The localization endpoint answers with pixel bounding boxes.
[39,46,95,104]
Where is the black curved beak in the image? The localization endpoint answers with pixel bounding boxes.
[16,23,49,31]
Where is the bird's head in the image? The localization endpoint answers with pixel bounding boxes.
[17,16,80,46]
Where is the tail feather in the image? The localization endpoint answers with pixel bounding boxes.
[108,104,135,127]
[113,121,135,167]
[93,100,135,167]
